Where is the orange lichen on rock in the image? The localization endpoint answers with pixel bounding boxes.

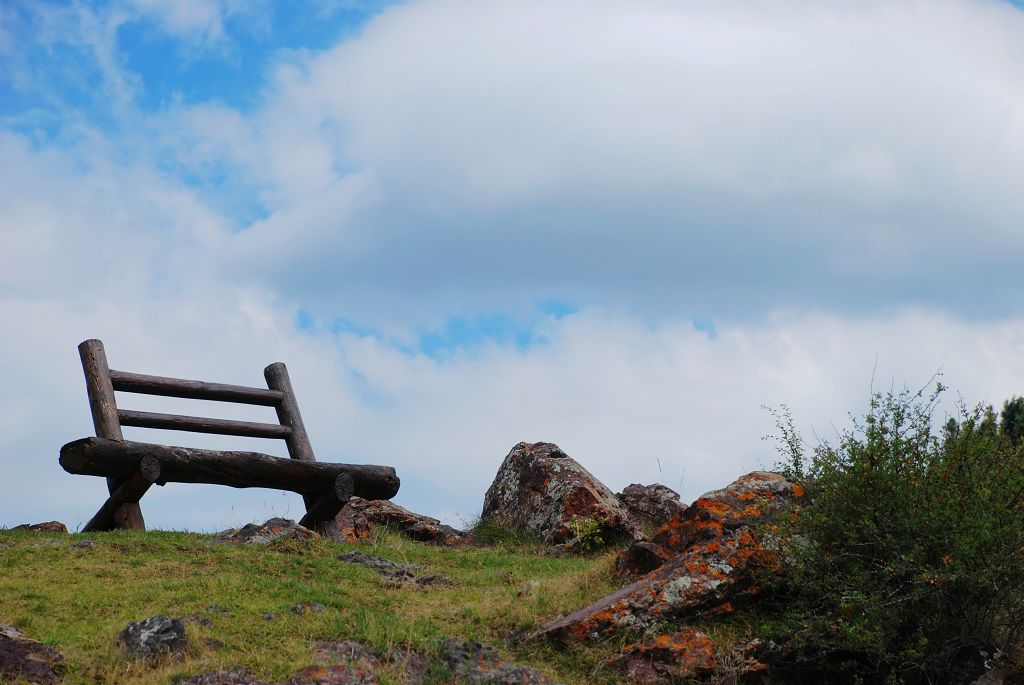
[609,630,717,683]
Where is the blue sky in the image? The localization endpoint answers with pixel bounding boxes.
[3,0,1024,531]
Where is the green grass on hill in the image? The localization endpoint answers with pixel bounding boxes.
[0,526,634,684]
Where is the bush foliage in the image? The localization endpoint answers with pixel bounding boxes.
[770,384,1024,684]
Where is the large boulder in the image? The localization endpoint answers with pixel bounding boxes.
[481,442,642,549]
[616,471,804,577]
[616,484,686,532]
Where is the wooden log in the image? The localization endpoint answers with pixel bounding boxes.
[117,409,291,439]
[60,437,400,500]
[299,473,354,530]
[109,370,284,406]
[264,362,318,512]
[78,339,145,530]
[82,456,161,532]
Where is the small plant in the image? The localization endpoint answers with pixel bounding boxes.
[568,516,605,553]
[767,383,1024,684]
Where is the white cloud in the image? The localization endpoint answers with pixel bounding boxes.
[4,0,1024,533]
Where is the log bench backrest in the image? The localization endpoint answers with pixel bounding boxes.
[76,339,322,531]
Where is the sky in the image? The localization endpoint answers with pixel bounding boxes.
[3,0,1024,532]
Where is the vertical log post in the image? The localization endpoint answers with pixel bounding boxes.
[79,339,145,530]
[265,362,341,540]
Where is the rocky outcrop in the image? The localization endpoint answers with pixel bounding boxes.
[214,518,316,545]
[12,521,68,533]
[537,527,773,643]
[616,484,686,532]
[338,498,471,547]
[616,471,804,577]
[481,442,642,550]
[0,624,64,684]
[117,615,188,659]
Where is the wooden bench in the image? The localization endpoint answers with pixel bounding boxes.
[59,339,400,538]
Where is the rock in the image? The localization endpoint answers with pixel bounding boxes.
[609,632,772,684]
[12,521,67,533]
[537,528,774,644]
[334,504,373,543]
[214,518,316,545]
[0,623,64,684]
[314,639,427,685]
[262,613,276,621]
[609,630,716,684]
[616,471,804,577]
[117,615,188,659]
[68,540,96,549]
[341,498,471,547]
[481,442,642,550]
[290,601,327,614]
[177,670,271,685]
[288,664,378,685]
[439,639,562,684]
[337,551,451,587]
[616,483,686,532]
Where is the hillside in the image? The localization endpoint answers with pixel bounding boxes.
[0,526,629,685]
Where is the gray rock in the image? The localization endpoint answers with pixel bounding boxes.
[439,639,562,684]
[117,615,188,659]
[214,518,316,545]
[290,601,326,614]
[337,552,451,587]
[616,483,686,532]
[177,670,271,685]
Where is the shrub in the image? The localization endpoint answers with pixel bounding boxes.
[568,516,605,553]
[769,384,1024,684]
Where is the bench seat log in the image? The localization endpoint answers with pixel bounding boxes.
[109,370,285,406]
[60,437,400,501]
[82,456,162,533]
[117,409,292,439]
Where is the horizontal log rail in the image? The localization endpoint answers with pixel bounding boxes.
[60,437,400,500]
[110,369,284,406]
[117,409,291,439]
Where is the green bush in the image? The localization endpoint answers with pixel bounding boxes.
[769,384,1024,684]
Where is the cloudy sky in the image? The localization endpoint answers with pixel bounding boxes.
[3,0,1024,531]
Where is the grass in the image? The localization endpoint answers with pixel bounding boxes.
[0,526,637,684]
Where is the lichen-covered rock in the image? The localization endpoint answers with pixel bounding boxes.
[616,471,803,577]
[334,504,373,543]
[609,632,772,684]
[481,442,642,549]
[0,623,64,684]
[12,521,68,533]
[439,639,562,684]
[177,671,271,685]
[337,552,451,587]
[287,664,378,685]
[537,528,774,644]
[213,518,316,545]
[340,498,471,547]
[117,615,188,659]
[616,484,686,532]
[609,630,716,683]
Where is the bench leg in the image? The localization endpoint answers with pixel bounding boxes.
[298,473,354,540]
[82,457,161,532]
